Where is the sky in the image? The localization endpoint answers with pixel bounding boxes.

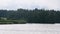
[0,0,60,10]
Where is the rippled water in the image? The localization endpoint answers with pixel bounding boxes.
[0,24,60,34]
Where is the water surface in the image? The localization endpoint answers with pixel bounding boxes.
[0,24,60,34]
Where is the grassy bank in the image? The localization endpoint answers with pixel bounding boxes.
[0,20,27,24]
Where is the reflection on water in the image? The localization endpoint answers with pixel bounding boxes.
[0,24,60,34]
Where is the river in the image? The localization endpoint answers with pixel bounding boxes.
[0,24,60,34]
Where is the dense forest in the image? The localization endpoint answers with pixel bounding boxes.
[0,8,60,24]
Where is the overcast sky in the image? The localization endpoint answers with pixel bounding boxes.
[0,0,60,10]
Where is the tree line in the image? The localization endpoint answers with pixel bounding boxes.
[0,8,60,24]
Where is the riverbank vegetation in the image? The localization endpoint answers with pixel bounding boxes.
[0,8,60,24]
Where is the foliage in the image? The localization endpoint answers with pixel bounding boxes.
[0,8,60,24]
